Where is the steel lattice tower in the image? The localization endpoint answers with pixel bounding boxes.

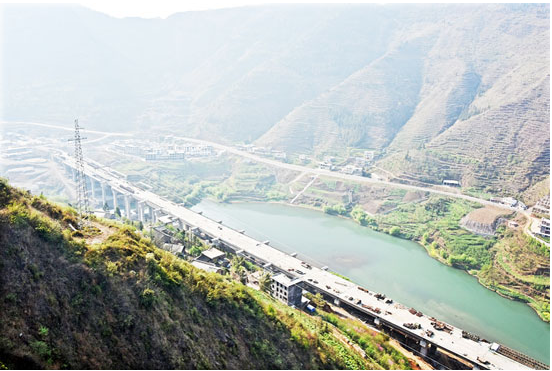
[70,119,90,227]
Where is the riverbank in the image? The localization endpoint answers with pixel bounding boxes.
[207,194,550,323]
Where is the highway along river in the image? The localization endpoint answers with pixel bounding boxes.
[192,199,550,364]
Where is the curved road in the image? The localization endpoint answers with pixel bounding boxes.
[171,135,519,212]
[3,120,520,212]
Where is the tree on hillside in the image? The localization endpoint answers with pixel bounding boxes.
[259,272,272,294]
[103,202,109,211]
[231,255,245,273]
[236,266,248,284]
[115,207,121,218]
[189,246,202,257]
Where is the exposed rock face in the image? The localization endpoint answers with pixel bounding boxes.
[461,216,500,236]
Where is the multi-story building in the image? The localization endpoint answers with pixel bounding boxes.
[539,218,550,238]
[270,274,303,307]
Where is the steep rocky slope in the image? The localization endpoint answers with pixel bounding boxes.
[0,179,411,369]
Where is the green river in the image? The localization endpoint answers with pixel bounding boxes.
[192,199,550,364]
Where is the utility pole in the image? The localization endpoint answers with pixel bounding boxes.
[68,119,90,228]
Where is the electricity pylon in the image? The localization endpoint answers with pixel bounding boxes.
[68,119,90,228]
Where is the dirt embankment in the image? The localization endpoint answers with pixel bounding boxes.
[461,206,511,236]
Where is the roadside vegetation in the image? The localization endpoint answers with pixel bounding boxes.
[478,226,550,321]
[0,178,413,369]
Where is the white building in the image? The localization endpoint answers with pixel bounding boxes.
[539,218,550,238]
[364,151,375,161]
[342,165,363,175]
[191,260,224,274]
[270,274,303,307]
[443,180,461,187]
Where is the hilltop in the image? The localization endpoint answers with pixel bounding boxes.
[0,179,413,369]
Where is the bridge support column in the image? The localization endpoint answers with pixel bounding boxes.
[420,340,428,357]
[90,178,96,202]
[148,205,156,224]
[101,182,107,207]
[124,194,131,219]
[111,188,118,211]
[137,201,145,223]
[177,218,184,230]
[71,167,76,182]
[153,208,161,224]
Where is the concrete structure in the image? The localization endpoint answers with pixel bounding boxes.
[532,196,550,217]
[443,180,461,187]
[502,197,518,208]
[162,243,185,256]
[342,165,363,176]
[364,151,375,161]
[55,152,543,370]
[152,226,174,247]
[197,247,226,265]
[191,260,224,274]
[318,162,334,171]
[271,274,303,307]
[539,218,550,238]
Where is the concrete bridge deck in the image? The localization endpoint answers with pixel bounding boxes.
[57,152,543,370]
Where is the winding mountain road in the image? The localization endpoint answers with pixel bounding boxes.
[2,120,521,212]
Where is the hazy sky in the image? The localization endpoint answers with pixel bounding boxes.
[11,0,388,18]
[3,0,525,19]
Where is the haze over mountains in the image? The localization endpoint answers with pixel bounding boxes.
[2,3,549,193]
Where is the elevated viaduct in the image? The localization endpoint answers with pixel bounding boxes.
[55,152,547,371]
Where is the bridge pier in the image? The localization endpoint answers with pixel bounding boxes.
[148,205,158,224]
[101,182,107,207]
[137,201,145,223]
[420,339,428,357]
[71,167,76,182]
[90,178,96,204]
[112,188,118,211]
[124,194,131,219]
[153,208,162,223]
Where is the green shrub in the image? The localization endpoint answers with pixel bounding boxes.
[38,326,49,338]
[389,226,401,237]
[31,341,51,359]
[140,288,157,308]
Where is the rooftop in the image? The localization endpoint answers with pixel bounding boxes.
[201,247,225,260]
[191,260,221,273]
[272,273,302,287]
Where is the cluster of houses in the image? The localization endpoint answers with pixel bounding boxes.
[538,218,550,238]
[318,151,374,175]
[532,195,550,216]
[530,196,550,239]
[152,225,229,273]
[112,139,214,162]
[151,224,310,309]
[489,196,527,210]
[236,144,287,160]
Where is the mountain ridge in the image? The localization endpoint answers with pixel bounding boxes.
[2,3,549,193]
